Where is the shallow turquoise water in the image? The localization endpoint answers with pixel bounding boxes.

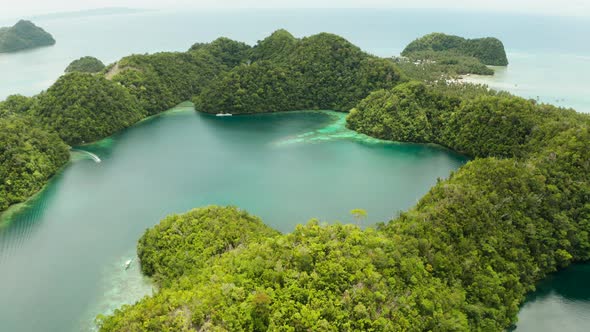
[0,107,467,331]
[464,52,590,113]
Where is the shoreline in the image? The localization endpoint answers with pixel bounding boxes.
[0,105,468,223]
[0,161,69,226]
[0,102,197,218]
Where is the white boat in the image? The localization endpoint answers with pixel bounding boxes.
[124,259,132,270]
[216,113,232,117]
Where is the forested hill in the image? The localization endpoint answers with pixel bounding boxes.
[402,33,508,66]
[195,30,402,114]
[65,56,105,73]
[398,33,508,76]
[0,20,55,53]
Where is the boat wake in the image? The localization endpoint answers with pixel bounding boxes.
[71,149,101,163]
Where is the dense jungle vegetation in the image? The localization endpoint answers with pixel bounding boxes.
[0,98,69,210]
[31,72,147,145]
[109,37,243,115]
[65,56,105,73]
[0,20,55,53]
[96,76,590,331]
[2,29,588,332]
[399,33,508,76]
[402,33,508,66]
[195,30,402,114]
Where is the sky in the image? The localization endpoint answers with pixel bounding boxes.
[1,0,589,18]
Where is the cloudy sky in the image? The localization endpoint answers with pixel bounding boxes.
[2,0,589,18]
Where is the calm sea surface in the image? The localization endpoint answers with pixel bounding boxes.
[0,8,588,331]
[0,8,589,111]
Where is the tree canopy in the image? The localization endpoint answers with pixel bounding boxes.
[32,72,146,145]
[98,207,470,331]
[402,33,508,66]
[109,49,228,115]
[195,31,403,114]
[0,115,69,211]
[65,56,106,73]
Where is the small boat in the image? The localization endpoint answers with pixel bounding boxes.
[124,259,132,270]
[216,113,232,117]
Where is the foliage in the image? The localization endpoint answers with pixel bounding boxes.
[347,81,543,158]
[383,154,588,330]
[442,96,541,157]
[189,37,252,68]
[347,81,445,143]
[98,208,469,331]
[195,60,298,114]
[0,94,36,117]
[31,72,146,145]
[402,33,508,66]
[0,115,69,211]
[347,79,590,329]
[350,208,367,226]
[400,51,494,76]
[137,206,279,285]
[250,29,297,62]
[65,56,106,73]
[0,20,55,53]
[196,31,403,114]
[110,42,238,115]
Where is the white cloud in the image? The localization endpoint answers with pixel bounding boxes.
[1,0,589,18]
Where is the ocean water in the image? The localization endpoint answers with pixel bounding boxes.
[0,8,589,331]
[464,52,590,112]
[0,8,589,112]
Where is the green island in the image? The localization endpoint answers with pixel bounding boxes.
[0,30,588,331]
[0,20,55,53]
[400,33,508,76]
[65,56,106,73]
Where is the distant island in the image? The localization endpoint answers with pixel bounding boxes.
[400,33,508,75]
[65,56,105,73]
[0,20,55,53]
[29,7,146,20]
